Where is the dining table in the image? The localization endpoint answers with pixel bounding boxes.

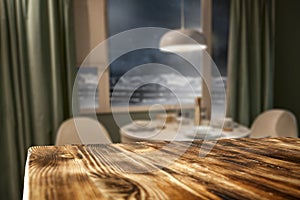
[23,138,300,200]
[120,120,251,143]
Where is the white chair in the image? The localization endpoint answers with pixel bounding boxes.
[55,117,112,145]
[251,109,298,138]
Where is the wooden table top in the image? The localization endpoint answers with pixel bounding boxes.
[23,138,300,200]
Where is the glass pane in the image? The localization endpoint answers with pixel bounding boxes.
[212,0,230,77]
[107,0,202,106]
[184,0,202,29]
[77,67,99,109]
[211,0,230,108]
[110,49,202,106]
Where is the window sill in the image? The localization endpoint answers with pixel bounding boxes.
[79,103,195,114]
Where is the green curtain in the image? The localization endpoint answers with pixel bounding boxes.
[227,0,274,126]
[0,0,75,199]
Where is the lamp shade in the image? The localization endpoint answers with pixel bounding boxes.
[159,29,207,52]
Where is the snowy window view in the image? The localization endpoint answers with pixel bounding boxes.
[109,48,203,106]
[111,71,203,106]
[77,67,99,109]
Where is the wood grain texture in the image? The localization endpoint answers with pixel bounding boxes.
[23,138,300,200]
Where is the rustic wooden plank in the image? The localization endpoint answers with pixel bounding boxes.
[24,146,104,200]
[24,138,300,200]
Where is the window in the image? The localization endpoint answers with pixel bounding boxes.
[75,0,230,113]
[107,0,205,107]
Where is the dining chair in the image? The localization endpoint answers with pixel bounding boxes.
[55,117,112,145]
[251,109,298,138]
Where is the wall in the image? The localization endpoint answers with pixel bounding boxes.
[274,0,300,135]
[74,0,107,66]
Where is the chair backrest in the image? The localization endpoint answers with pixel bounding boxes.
[55,117,112,145]
[251,109,298,138]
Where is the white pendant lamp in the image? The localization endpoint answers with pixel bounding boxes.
[160,0,207,52]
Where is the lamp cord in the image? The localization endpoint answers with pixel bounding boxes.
[181,0,185,29]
